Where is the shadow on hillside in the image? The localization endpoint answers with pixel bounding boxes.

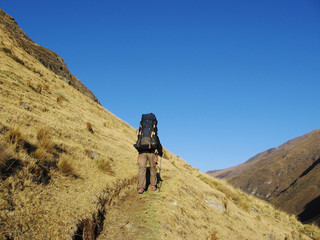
[0,158,23,180]
[298,195,320,226]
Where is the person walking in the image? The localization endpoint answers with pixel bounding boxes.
[134,113,163,194]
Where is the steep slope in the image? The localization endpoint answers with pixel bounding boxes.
[0,9,99,103]
[209,130,320,226]
[1,9,320,239]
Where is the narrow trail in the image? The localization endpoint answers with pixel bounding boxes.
[97,183,163,240]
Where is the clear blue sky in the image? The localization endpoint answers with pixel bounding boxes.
[2,0,320,172]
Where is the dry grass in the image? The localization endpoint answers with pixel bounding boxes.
[56,95,64,104]
[86,122,94,133]
[43,84,50,92]
[206,231,219,240]
[26,79,32,88]
[58,155,75,176]
[35,83,42,93]
[32,147,49,162]
[95,158,113,175]
[36,128,55,153]
[37,128,48,142]
[5,126,23,145]
[199,174,252,211]
[301,224,320,239]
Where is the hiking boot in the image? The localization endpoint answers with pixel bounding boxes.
[151,186,157,191]
[138,188,144,194]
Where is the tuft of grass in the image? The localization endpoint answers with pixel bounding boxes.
[35,84,42,94]
[5,126,23,145]
[171,160,176,167]
[26,79,32,88]
[86,122,94,133]
[95,158,114,175]
[43,84,50,92]
[32,147,49,162]
[57,95,64,105]
[37,128,48,142]
[58,156,75,176]
[55,93,69,104]
[206,231,219,240]
[36,128,54,153]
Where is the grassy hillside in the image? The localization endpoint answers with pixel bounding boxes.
[1,9,320,240]
[208,129,320,226]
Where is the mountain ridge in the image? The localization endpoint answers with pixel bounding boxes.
[0,9,100,104]
[208,129,320,226]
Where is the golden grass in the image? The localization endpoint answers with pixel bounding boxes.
[36,128,54,152]
[32,147,49,162]
[95,158,114,175]
[35,83,42,94]
[56,95,64,104]
[206,231,219,240]
[36,128,48,142]
[301,224,320,239]
[199,174,253,211]
[86,121,94,133]
[58,155,75,176]
[5,126,23,145]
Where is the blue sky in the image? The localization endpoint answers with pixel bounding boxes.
[2,0,320,172]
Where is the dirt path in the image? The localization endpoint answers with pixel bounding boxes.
[97,184,162,240]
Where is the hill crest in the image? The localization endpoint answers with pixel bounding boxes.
[0,9,100,104]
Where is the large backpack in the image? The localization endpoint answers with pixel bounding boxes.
[134,113,159,151]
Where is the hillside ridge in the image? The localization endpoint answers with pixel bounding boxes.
[208,129,320,226]
[0,8,100,104]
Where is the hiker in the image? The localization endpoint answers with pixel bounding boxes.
[134,113,163,194]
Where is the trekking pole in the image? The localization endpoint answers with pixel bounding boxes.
[136,155,140,190]
[158,156,163,192]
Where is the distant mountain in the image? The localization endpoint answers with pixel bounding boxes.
[0,9,100,104]
[208,129,320,226]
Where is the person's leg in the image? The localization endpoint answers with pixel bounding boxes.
[138,153,148,190]
[148,153,158,188]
